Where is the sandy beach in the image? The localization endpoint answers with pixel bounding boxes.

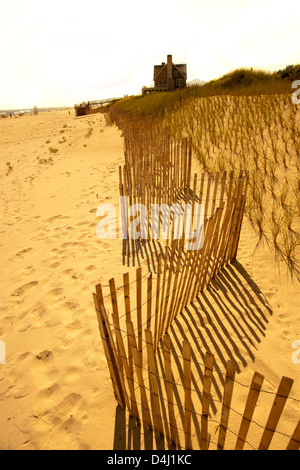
[0,110,299,450]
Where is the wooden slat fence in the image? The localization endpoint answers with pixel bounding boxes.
[93,290,299,449]
[93,109,300,450]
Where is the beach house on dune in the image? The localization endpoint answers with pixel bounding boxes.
[142,54,187,95]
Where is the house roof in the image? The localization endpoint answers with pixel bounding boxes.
[153,64,167,79]
[153,62,187,80]
[174,64,187,78]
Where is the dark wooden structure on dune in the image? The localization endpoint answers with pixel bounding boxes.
[74,98,118,117]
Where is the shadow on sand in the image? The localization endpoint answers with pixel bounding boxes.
[112,259,273,449]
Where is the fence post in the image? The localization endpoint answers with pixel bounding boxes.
[235,371,264,450]
[230,171,249,260]
[93,291,126,409]
[111,310,140,423]
[156,246,169,347]
[201,352,215,450]
[163,334,178,447]
[145,329,164,437]
[146,273,152,331]
[258,376,294,450]
[183,341,192,450]
[123,273,132,374]
[154,254,162,348]
[217,360,237,450]
[286,420,300,450]
[159,241,177,343]
[136,267,143,354]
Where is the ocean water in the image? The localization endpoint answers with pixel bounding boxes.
[0,107,72,115]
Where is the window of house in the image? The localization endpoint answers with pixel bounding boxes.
[162,71,166,77]
[163,80,167,86]
[159,80,162,86]
[174,71,178,77]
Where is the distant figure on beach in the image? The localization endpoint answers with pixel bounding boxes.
[33,106,38,115]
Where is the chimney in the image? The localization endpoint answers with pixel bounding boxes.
[167,55,174,90]
[167,55,172,78]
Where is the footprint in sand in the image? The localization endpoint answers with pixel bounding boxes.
[49,261,61,269]
[13,247,33,260]
[16,265,36,280]
[278,313,288,321]
[10,280,39,297]
[59,242,88,253]
[76,221,89,227]
[32,350,59,387]
[34,382,61,409]
[17,301,48,332]
[47,287,64,299]
[51,411,83,450]
[46,215,65,223]
[280,330,290,340]
[31,384,84,448]
[8,350,58,399]
[85,265,96,272]
[5,352,31,399]
[54,318,82,349]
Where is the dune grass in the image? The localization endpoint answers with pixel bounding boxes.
[109,67,297,118]
[162,92,300,280]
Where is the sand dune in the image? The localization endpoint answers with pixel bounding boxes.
[0,110,299,449]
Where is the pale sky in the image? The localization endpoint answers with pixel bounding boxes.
[0,0,299,109]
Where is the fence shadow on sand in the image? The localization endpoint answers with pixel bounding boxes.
[110,259,282,450]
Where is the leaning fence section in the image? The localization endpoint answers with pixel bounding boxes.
[94,110,300,449]
[93,289,300,450]
[98,170,248,355]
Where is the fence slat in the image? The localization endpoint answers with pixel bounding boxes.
[183,341,192,450]
[165,239,184,332]
[211,172,219,216]
[126,320,153,430]
[217,360,237,450]
[146,273,152,331]
[111,311,140,423]
[201,351,215,450]
[258,376,294,450]
[145,329,164,437]
[156,246,169,347]
[230,172,249,259]
[159,241,177,342]
[154,254,162,347]
[136,267,142,354]
[286,420,300,450]
[204,173,212,218]
[123,273,133,375]
[235,371,264,450]
[93,291,125,409]
[163,334,178,447]
[198,207,223,293]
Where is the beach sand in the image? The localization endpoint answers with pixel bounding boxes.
[0,110,299,450]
